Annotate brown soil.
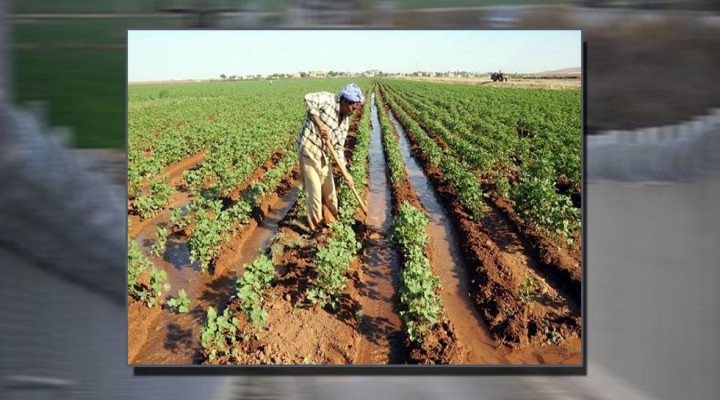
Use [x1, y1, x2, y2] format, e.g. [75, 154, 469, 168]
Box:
[210, 167, 298, 277]
[127, 297, 163, 363]
[378, 98, 469, 363]
[491, 194, 582, 304]
[143, 151, 206, 191]
[199, 101, 373, 365]
[382, 88, 581, 349]
[206, 201, 362, 365]
[128, 158, 298, 364]
[385, 87, 582, 305]
[128, 150, 205, 237]
[128, 147, 287, 239]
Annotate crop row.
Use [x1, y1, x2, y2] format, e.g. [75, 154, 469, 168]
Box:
[129, 79, 371, 217]
[381, 81, 581, 241]
[197, 86, 373, 363]
[375, 89, 444, 343]
[381, 79, 581, 188]
[200, 254, 276, 362]
[181, 146, 299, 273]
[380, 88, 489, 220]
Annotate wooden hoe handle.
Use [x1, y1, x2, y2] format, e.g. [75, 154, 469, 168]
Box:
[324, 138, 368, 215]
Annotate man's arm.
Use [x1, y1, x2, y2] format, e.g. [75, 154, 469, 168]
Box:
[304, 93, 330, 141]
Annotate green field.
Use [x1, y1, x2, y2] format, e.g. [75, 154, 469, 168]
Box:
[12, 17, 186, 149]
[10, 0, 564, 149]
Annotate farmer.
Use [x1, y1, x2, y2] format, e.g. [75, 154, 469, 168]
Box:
[296, 83, 364, 237]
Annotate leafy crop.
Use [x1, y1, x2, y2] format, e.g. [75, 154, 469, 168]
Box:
[134, 175, 173, 219]
[391, 202, 443, 343]
[200, 306, 240, 362]
[170, 207, 189, 230]
[167, 288, 191, 314]
[308, 216, 362, 310]
[381, 90, 487, 220]
[149, 226, 168, 257]
[184, 145, 297, 273]
[518, 274, 542, 306]
[512, 160, 580, 241]
[379, 79, 580, 237]
[235, 255, 276, 331]
[128, 236, 170, 308]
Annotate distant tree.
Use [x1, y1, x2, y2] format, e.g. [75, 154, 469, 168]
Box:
[220, 74, 227, 81]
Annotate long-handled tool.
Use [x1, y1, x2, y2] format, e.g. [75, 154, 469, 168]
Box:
[324, 137, 368, 215]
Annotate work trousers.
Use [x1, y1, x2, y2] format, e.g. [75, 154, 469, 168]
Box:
[299, 152, 338, 231]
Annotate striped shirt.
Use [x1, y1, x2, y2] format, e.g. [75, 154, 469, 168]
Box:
[296, 92, 349, 168]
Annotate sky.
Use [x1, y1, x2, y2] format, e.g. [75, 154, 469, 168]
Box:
[128, 30, 581, 82]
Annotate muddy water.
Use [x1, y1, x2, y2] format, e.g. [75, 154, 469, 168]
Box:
[132, 187, 299, 364]
[355, 95, 404, 364]
[386, 110, 507, 364]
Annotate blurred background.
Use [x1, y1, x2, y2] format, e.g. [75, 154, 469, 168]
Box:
[1, 0, 719, 399]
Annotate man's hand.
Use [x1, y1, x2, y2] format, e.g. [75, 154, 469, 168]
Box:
[310, 113, 330, 142]
[318, 124, 330, 142]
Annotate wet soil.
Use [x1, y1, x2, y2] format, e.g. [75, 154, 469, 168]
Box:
[353, 99, 405, 364]
[380, 99, 505, 364]
[195, 99, 374, 365]
[216, 202, 363, 365]
[128, 171, 299, 364]
[382, 89, 581, 354]
[367, 95, 464, 363]
[128, 147, 287, 239]
[385, 87, 582, 306]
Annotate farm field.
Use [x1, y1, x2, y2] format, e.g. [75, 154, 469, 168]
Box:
[127, 78, 582, 365]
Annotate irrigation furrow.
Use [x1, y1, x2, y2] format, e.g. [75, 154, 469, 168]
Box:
[354, 93, 404, 364]
[128, 152, 300, 363]
[380, 87, 581, 361]
[376, 94, 506, 364]
[385, 87, 581, 306]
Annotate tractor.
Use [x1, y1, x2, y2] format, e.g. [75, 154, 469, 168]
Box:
[490, 71, 508, 82]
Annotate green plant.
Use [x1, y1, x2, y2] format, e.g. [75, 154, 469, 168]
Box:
[269, 232, 287, 260]
[149, 226, 168, 257]
[167, 289, 191, 314]
[390, 202, 444, 343]
[200, 306, 240, 362]
[128, 235, 170, 308]
[512, 162, 580, 242]
[170, 207, 189, 230]
[134, 175, 173, 219]
[141, 267, 171, 308]
[235, 255, 276, 331]
[495, 173, 511, 199]
[545, 326, 563, 344]
[518, 274, 542, 306]
[187, 206, 226, 273]
[307, 223, 361, 310]
[128, 236, 152, 299]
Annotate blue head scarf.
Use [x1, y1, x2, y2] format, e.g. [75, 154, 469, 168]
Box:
[339, 83, 365, 103]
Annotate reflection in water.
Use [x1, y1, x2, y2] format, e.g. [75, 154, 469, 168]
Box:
[385, 105, 503, 364]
